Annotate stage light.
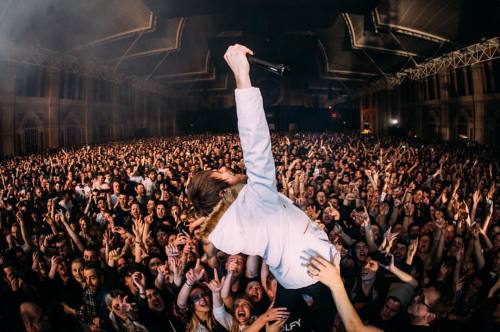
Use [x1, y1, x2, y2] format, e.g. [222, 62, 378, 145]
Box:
[389, 118, 399, 125]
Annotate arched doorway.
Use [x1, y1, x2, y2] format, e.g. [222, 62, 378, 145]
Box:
[63, 115, 82, 147]
[66, 125, 81, 146]
[452, 111, 470, 140]
[423, 110, 440, 140]
[24, 119, 39, 154]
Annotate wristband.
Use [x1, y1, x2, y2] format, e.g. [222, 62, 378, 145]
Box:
[185, 281, 193, 287]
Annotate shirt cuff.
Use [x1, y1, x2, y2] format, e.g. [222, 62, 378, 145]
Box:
[235, 87, 259, 93]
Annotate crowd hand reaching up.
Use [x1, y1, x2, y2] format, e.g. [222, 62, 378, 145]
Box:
[224, 44, 254, 89]
[165, 243, 180, 257]
[47, 255, 62, 279]
[156, 263, 171, 289]
[307, 254, 342, 289]
[132, 218, 145, 243]
[305, 205, 321, 221]
[168, 256, 184, 286]
[381, 226, 398, 252]
[406, 238, 419, 264]
[361, 206, 371, 227]
[185, 259, 206, 286]
[132, 272, 146, 297]
[107, 249, 121, 267]
[258, 305, 290, 332]
[472, 189, 481, 205]
[112, 295, 133, 318]
[204, 268, 224, 294]
[174, 233, 189, 247]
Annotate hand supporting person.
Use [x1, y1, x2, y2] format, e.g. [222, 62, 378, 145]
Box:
[307, 255, 382, 332]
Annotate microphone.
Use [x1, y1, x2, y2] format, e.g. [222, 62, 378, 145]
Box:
[247, 55, 290, 77]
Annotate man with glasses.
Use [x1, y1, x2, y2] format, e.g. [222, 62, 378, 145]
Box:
[405, 287, 441, 331]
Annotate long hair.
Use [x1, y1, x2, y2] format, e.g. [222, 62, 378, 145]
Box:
[187, 170, 231, 217]
[187, 313, 217, 332]
[186, 285, 217, 332]
[198, 183, 244, 238]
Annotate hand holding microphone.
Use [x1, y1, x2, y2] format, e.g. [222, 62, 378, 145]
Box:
[224, 44, 290, 88]
[247, 55, 289, 77]
[224, 44, 254, 89]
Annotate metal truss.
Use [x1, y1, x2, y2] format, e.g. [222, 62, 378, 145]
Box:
[0, 39, 167, 95]
[357, 36, 500, 96]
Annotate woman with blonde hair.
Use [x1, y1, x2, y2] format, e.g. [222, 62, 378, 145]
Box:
[175, 260, 224, 332]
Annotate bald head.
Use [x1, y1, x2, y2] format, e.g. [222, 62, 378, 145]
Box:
[20, 302, 50, 332]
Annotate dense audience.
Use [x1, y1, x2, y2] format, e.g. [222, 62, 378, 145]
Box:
[0, 133, 498, 332]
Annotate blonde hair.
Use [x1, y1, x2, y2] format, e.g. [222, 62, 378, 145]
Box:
[187, 312, 217, 332]
[199, 183, 244, 238]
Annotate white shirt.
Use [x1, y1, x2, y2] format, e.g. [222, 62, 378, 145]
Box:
[142, 178, 156, 196]
[209, 88, 336, 289]
[129, 175, 144, 184]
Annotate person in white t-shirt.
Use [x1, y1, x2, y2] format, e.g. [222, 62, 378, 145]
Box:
[142, 169, 156, 197]
[187, 44, 336, 331]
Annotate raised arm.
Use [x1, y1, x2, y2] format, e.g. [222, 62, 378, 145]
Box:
[308, 255, 382, 332]
[59, 212, 85, 252]
[225, 44, 278, 201]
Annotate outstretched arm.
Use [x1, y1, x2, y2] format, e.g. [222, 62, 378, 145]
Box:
[308, 255, 382, 332]
[225, 44, 278, 201]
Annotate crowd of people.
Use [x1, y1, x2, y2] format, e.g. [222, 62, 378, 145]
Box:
[0, 132, 499, 332]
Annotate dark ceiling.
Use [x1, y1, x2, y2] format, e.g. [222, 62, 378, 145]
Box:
[0, 0, 499, 99]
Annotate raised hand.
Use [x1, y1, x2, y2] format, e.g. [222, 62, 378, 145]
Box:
[224, 44, 254, 88]
[165, 243, 179, 257]
[434, 217, 446, 231]
[472, 190, 481, 205]
[440, 191, 448, 204]
[132, 272, 146, 293]
[267, 318, 287, 332]
[144, 214, 154, 225]
[192, 258, 205, 281]
[113, 295, 132, 317]
[108, 249, 121, 267]
[169, 256, 183, 278]
[260, 306, 290, 324]
[407, 238, 419, 258]
[174, 233, 188, 246]
[185, 259, 206, 285]
[204, 268, 224, 293]
[307, 253, 342, 288]
[132, 218, 145, 240]
[50, 255, 62, 269]
[362, 205, 371, 227]
[305, 205, 320, 221]
[157, 263, 169, 277]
